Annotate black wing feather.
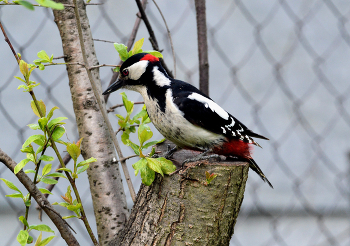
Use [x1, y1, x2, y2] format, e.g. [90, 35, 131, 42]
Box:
[170, 80, 268, 144]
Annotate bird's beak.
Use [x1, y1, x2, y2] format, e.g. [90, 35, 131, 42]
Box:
[102, 79, 124, 95]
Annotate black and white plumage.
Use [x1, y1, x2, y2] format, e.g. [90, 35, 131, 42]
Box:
[103, 53, 272, 188]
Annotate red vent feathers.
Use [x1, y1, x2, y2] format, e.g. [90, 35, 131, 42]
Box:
[140, 54, 159, 63]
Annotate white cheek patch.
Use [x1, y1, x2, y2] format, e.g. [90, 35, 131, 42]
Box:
[127, 60, 149, 80]
[153, 66, 171, 87]
[188, 93, 229, 120]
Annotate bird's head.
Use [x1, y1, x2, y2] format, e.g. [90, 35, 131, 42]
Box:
[102, 53, 170, 95]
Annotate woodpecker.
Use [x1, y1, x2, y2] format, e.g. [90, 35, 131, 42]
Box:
[103, 53, 272, 188]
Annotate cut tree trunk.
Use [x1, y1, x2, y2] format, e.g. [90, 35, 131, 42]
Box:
[109, 142, 249, 246]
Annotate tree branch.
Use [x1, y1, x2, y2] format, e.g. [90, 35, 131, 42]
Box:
[135, 0, 174, 78]
[0, 148, 80, 246]
[103, 0, 148, 103]
[195, 0, 209, 95]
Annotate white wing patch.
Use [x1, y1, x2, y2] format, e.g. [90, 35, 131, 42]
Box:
[188, 93, 229, 120]
[153, 66, 171, 87]
[127, 60, 149, 80]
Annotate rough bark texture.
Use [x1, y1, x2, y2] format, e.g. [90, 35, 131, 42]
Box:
[195, 0, 209, 96]
[109, 142, 249, 246]
[53, 1, 128, 245]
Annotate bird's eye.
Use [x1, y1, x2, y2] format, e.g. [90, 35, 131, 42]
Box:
[122, 69, 129, 76]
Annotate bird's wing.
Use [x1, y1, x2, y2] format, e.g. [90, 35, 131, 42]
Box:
[172, 91, 268, 145]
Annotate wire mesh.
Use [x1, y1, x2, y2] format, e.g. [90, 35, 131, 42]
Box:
[0, 0, 349, 245]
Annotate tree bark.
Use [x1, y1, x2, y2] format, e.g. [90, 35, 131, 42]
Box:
[109, 142, 249, 246]
[53, 1, 128, 245]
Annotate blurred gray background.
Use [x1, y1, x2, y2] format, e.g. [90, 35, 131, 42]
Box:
[1, 0, 350, 245]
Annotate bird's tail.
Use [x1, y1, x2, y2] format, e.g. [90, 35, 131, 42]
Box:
[247, 158, 273, 188]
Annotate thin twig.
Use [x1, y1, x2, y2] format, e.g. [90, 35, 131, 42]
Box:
[89, 64, 118, 69]
[0, 148, 79, 245]
[72, 0, 136, 207]
[134, 0, 174, 78]
[0, 3, 102, 7]
[1, 19, 95, 246]
[0, 22, 20, 63]
[93, 38, 115, 43]
[107, 101, 144, 113]
[152, 0, 176, 78]
[194, 0, 209, 95]
[52, 55, 67, 60]
[103, 0, 148, 103]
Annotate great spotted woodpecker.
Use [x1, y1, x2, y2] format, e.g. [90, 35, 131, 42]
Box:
[103, 53, 272, 188]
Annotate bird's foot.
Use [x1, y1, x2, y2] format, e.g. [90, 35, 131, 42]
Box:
[152, 145, 178, 159]
[181, 150, 221, 168]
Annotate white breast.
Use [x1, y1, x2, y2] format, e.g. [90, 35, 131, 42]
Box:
[132, 86, 225, 149]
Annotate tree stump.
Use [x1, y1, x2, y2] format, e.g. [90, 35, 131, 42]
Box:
[110, 142, 249, 246]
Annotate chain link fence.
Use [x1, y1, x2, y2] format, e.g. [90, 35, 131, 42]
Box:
[1, 0, 349, 245]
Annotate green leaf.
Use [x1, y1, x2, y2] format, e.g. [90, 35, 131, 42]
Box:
[14, 76, 26, 83]
[121, 131, 129, 145]
[27, 124, 40, 130]
[52, 202, 69, 208]
[140, 164, 155, 186]
[132, 158, 147, 176]
[25, 199, 31, 207]
[21, 146, 34, 154]
[24, 169, 36, 174]
[35, 0, 64, 9]
[146, 157, 163, 176]
[22, 135, 45, 148]
[51, 126, 65, 141]
[149, 146, 156, 157]
[17, 0, 34, 10]
[19, 216, 29, 228]
[39, 64, 45, 70]
[17, 230, 29, 246]
[38, 117, 48, 131]
[41, 178, 58, 185]
[66, 203, 81, 212]
[142, 139, 165, 150]
[126, 140, 140, 155]
[132, 38, 144, 55]
[113, 67, 120, 73]
[138, 124, 153, 146]
[38, 188, 53, 195]
[6, 193, 24, 199]
[205, 171, 218, 185]
[42, 163, 52, 176]
[114, 43, 129, 61]
[143, 50, 163, 59]
[14, 158, 31, 174]
[56, 168, 72, 173]
[39, 155, 54, 162]
[37, 235, 55, 246]
[46, 172, 67, 179]
[29, 224, 54, 233]
[47, 106, 59, 121]
[121, 92, 134, 113]
[62, 215, 76, 220]
[19, 60, 29, 78]
[35, 232, 42, 246]
[77, 157, 97, 167]
[76, 164, 89, 175]
[47, 117, 67, 129]
[17, 84, 29, 92]
[66, 143, 80, 161]
[37, 50, 50, 61]
[157, 157, 176, 175]
[132, 108, 147, 121]
[31, 100, 46, 117]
